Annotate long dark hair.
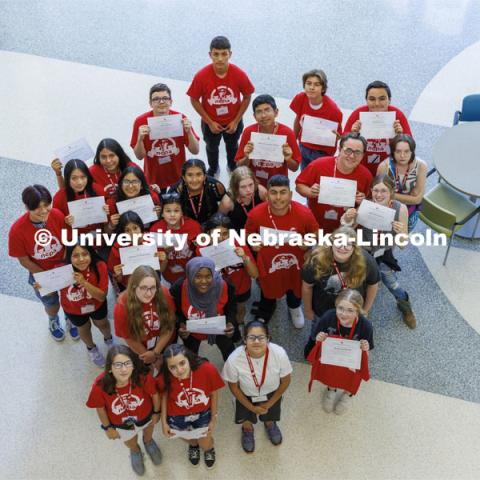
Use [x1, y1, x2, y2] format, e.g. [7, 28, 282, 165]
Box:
[64, 159, 96, 202]
[161, 344, 206, 393]
[116, 166, 151, 202]
[99, 345, 148, 395]
[115, 210, 146, 236]
[65, 243, 102, 280]
[93, 138, 131, 171]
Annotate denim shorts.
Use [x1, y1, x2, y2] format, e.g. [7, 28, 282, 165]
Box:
[167, 409, 211, 430]
[28, 273, 59, 308]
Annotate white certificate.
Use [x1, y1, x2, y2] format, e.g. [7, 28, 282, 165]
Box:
[67, 196, 107, 228]
[320, 337, 362, 370]
[301, 115, 338, 147]
[34, 264, 75, 296]
[356, 199, 395, 231]
[148, 114, 183, 140]
[119, 244, 160, 275]
[359, 111, 396, 139]
[54, 138, 94, 163]
[186, 316, 226, 335]
[259, 226, 299, 242]
[116, 195, 157, 224]
[318, 176, 357, 207]
[199, 240, 241, 270]
[170, 427, 209, 440]
[249, 132, 287, 164]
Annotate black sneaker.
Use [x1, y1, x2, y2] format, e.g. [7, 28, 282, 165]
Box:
[188, 444, 200, 467]
[204, 448, 216, 469]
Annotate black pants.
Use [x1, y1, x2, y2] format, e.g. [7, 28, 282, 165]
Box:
[253, 290, 301, 323]
[201, 119, 244, 172]
[182, 334, 235, 361]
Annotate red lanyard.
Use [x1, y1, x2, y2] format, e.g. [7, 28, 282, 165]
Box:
[333, 159, 338, 178]
[144, 303, 157, 334]
[179, 371, 194, 409]
[75, 191, 88, 199]
[336, 316, 357, 340]
[104, 168, 119, 188]
[245, 347, 269, 393]
[188, 187, 204, 219]
[333, 261, 347, 289]
[394, 164, 410, 193]
[115, 381, 132, 412]
[239, 194, 255, 217]
[257, 123, 278, 135]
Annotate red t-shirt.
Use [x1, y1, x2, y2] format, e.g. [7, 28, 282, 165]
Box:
[289, 93, 343, 155]
[86, 373, 157, 425]
[89, 161, 139, 199]
[9, 209, 66, 271]
[60, 261, 109, 315]
[343, 105, 412, 176]
[53, 184, 106, 234]
[114, 288, 175, 348]
[130, 110, 199, 189]
[156, 361, 224, 416]
[149, 218, 201, 284]
[245, 201, 319, 299]
[234, 123, 301, 187]
[187, 63, 255, 124]
[295, 155, 373, 233]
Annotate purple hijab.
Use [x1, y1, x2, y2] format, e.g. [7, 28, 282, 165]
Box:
[186, 257, 223, 317]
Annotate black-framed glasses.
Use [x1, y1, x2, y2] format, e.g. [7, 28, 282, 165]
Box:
[151, 96, 171, 103]
[112, 361, 134, 369]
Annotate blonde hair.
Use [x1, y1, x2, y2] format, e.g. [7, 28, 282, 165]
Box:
[125, 266, 175, 342]
[335, 288, 365, 315]
[305, 226, 366, 288]
[229, 166, 259, 200]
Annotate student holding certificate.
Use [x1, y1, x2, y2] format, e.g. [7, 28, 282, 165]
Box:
[86, 345, 162, 476]
[376, 134, 427, 231]
[9, 185, 71, 341]
[169, 257, 239, 361]
[341, 175, 416, 329]
[131, 83, 200, 192]
[306, 289, 373, 415]
[343, 81, 412, 176]
[157, 344, 224, 469]
[222, 320, 292, 453]
[290, 69, 343, 170]
[114, 266, 177, 368]
[235, 95, 301, 187]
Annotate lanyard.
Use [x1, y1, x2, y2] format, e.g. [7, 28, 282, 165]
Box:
[179, 371, 194, 409]
[143, 303, 157, 334]
[257, 123, 278, 135]
[239, 194, 255, 217]
[104, 168, 119, 188]
[245, 347, 269, 394]
[394, 164, 410, 193]
[336, 316, 358, 340]
[188, 187, 204, 219]
[332, 261, 347, 289]
[115, 381, 132, 412]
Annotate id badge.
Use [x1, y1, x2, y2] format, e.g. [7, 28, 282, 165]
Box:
[170, 264, 184, 274]
[81, 304, 95, 314]
[185, 413, 200, 422]
[256, 170, 269, 180]
[324, 209, 338, 220]
[146, 337, 157, 349]
[216, 106, 228, 116]
[158, 155, 172, 165]
[251, 395, 268, 403]
[373, 248, 386, 258]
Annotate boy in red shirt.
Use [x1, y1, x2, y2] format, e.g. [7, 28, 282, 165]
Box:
[290, 69, 343, 170]
[235, 95, 301, 188]
[187, 36, 254, 175]
[343, 80, 412, 176]
[131, 83, 200, 192]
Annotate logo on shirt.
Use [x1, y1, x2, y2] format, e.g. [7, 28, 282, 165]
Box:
[168, 243, 191, 260]
[269, 253, 299, 273]
[111, 394, 145, 415]
[252, 159, 281, 169]
[148, 138, 180, 159]
[187, 306, 205, 320]
[32, 236, 63, 260]
[207, 86, 238, 106]
[144, 311, 160, 333]
[367, 139, 389, 154]
[175, 387, 209, 409]
[66, 284, 93, 302]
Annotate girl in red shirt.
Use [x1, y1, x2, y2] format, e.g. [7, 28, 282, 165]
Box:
[158, 343, 224, 469]
[86, 345, 162, 476]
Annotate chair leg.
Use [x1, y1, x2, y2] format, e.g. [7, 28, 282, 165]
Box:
[443, 234, 454, 266]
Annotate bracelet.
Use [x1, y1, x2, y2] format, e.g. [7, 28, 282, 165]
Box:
[152, 410, 161, 415]
[100, 424, 114, 431]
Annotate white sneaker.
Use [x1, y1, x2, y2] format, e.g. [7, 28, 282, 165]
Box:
[322, 388, 336, 413]
[335, 391, 352, 415]
[289, 307, 305, 329]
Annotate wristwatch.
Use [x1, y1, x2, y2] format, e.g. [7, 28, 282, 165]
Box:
[100, 424, 114, 431]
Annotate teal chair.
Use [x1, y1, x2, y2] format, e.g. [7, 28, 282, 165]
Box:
[419, 183, 480, 265]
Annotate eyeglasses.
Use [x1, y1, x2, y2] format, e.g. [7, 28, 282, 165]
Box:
[336, 306, 357, 315]
[151, 96, 171, 103]
[246, 335, 268, 342]
[137, 285, 157, 293]
[343, 148, 364, 158]
[122, 180, 141, 187]
[333, 243, 355, 251]
[112, 361, 134, 369]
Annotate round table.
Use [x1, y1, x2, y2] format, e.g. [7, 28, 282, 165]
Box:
[433, 122, 480, 237]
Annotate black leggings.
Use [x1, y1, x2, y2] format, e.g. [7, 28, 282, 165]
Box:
[182, 334, 235, 361]
[252, 290, 301, 323]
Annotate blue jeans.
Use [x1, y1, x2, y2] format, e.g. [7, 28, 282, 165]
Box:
[299, 144, 328, 171]
[28, 273, 60, 308]
[379, 262, 408, 301]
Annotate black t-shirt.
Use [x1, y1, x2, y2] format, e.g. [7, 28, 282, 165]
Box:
[228, 190, 263, 232]
[312, 309, 374, 349]
[302, 249, 380, 317]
